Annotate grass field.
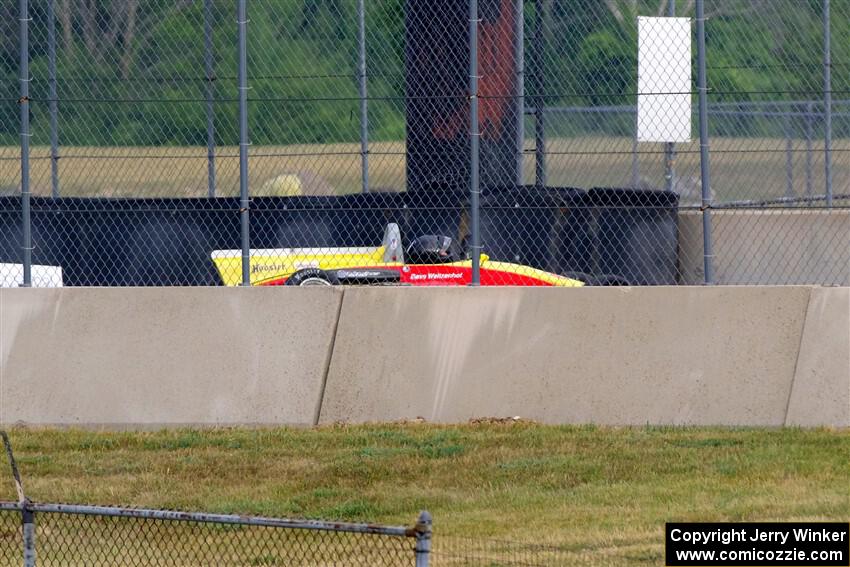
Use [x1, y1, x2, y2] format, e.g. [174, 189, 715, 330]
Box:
[0, 424, 847, 565]
[1, 137, 847, 202]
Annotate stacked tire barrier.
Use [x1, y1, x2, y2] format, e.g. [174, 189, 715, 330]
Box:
[0, 187, 680, 286]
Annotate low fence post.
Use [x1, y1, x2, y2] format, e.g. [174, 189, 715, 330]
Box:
[414, 511, 432, 567]
[2, 432, 34, 566]
[22, 504, 35, 567]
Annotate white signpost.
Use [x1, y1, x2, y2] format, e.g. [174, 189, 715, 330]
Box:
[637, 16, 692, 143]
[0, 264, 63, 287]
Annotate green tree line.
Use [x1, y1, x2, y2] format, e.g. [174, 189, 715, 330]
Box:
[0, 0, 847, 147]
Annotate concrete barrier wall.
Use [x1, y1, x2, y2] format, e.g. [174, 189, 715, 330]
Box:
[1, 286, 847, 428]
[0, 287, 342, 427]
[786, 287, 850, 427]
[320, 287, 818, 426]
[679, 210, 850, 285]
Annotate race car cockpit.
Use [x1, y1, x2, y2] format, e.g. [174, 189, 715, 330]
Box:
[405, 235, 463, 264]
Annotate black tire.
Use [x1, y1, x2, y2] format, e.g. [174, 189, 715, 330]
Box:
[284, 268, 335, 286]
[591, 274, 632, 286]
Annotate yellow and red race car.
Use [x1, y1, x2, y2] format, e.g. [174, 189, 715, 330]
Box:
[212, 224, 591, 287]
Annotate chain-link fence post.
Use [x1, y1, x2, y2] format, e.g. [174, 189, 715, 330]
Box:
[784, 109, 793, 198]
[237, 0, 250, 286]
[514, 0, 524, 187]
[47, 0, 60, 199]
[22, 504, 35, 567]
[5, 431, 35, 567]
[805, 101, 814, 198]
[357, 0, 369, 194]
[823, 0, 832, 207]
[469, 0, 481, 286]
[531, 0, 546, 188]
[631, 130, 639, 187]
[696, 0, 714, 284]
[414, 511, 432, 567]
[204, 0, 216, 199]
[663, 0, 676, 193]
[19, 0, 32, 287]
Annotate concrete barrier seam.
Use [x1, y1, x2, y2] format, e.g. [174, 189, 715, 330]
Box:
[783, 287, 813, 426]
[785, 287, 850, 427]
[313, 289, 345, 426]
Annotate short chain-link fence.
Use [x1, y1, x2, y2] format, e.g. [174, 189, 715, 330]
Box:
[0, 502, 428, 567]
[1, 0, 847, 288]
[0, 432, 572, 567]
[0, 503, 573, 566]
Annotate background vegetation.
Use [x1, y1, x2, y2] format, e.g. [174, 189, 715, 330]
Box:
[1, 0, 848, 147]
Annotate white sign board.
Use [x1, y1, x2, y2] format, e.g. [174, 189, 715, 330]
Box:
[637, 16, 692, 143]
[0, 264, 63, 287]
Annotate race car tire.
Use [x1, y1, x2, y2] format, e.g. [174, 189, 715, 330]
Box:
[592, 274, 632, 286]
[285, 268, 335, 286]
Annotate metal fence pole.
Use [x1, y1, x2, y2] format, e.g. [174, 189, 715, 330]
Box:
[630, 134, 639, 187]
[532, 0, 546, 188]
[514, 0, 524, 187]
[469, 0, 481, 286]
[47, 0, 59, 199]
[4, 430, 34, 567]
[823, 0, 832, 207]
[414, 511, 432, 567]
[19, 0, 32, 287]
[663, 0, 675, 192]
[696, 0, 714, 284]
[22, 505, 35, 567]
[357, 0, 369, 194]
[237, 0, 250, 286]
[663, 143, 676, 192]
[204, 0, 216, 198]
[805, 101, 814, 198]
[784, 110, 794, 198]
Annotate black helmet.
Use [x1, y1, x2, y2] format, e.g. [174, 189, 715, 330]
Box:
[406, 235, 460, 264]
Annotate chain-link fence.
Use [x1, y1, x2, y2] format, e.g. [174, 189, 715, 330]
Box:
[1, 0, 847, 288]
[0, 502, 427, 566]
[0, 432, 572, 567]
[0, 503, 573, 566]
